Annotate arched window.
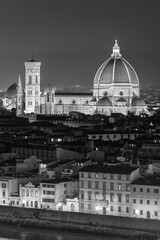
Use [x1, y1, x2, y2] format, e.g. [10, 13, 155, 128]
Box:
[21, 190, 25, 197]
[35, 190, 38, 197]
[26, 190, 29, 197]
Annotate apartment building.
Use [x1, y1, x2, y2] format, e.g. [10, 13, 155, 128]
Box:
[79, 164, 139, 216]
[131, 177, 160, 219]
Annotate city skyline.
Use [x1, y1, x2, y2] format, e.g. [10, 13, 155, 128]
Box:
[0, 0, 160, 90]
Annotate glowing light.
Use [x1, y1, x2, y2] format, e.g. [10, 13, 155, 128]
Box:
[135, 209, 139, 215]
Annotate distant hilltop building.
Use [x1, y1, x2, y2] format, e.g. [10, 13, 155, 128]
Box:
[2, 39, 149, 116]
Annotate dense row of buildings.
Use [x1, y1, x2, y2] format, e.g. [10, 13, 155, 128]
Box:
[0, 109, 160, 219]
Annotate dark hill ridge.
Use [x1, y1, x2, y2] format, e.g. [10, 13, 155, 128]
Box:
[0, 50, 160, 90]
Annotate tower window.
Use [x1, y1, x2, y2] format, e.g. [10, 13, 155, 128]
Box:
[52, 93, 54, 102]
[29, 76, 32, 84]
[47, 93, 49, 102]
[119, 91, 123, 96]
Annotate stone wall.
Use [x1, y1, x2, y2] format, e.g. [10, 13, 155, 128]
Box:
[0, 206, 160, 233]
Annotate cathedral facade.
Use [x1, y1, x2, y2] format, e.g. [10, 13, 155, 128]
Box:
[2, 40, 149, 116]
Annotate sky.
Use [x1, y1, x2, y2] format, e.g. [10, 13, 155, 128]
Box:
[0, 0, 160, 90]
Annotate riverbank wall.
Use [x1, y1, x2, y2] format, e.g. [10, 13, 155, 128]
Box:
[0, 206, 159, 239]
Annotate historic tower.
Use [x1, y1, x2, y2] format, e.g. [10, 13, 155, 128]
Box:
[16, 74, 23, 116]
[25, 56, 41, 114]
[44, 85, 56, 114]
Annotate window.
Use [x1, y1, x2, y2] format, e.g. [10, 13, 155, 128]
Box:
[118, 194, 122, 202]
[147, 188, 150, 193]
[155, 211, 158, 217]
[88, 203, 91, 210]
[88, 181, 91, 189]
[81, 203, 84, 210]
[26, 190, 29, 197]
[81, 191, 84, 199]
[95, 173, 99, 179]
[133, 199, 136, 204]
[147, 200, 150, 205]
[29, 76, 32, 84]
[140, 210, 143, 215]
[118, 175, 121, 180]
[64, 183, 67, 187]
[2, 183, 6, 188]
[153, 189, 159, 194]
[102, 182, 106, 190]
[140, 199, 143, 204]
[126, 184, 129, 191]
[22, 190, 25, 197]
[126, 207, 129, 213]
[95, 181, 99, 189]
[35, 191, 38, 197]
[72, 100, 75, 104]
[110, 206, 113, 212]
[133, 187, 136, 192]
[110, 193, 114, 202]
[140, 188, 143, 192]
[118, 206, 121, 212]
[103, 174, 106, 179]
[126, 195, 130, 203]
[31, 201, 33, 207]
[52, 93, 54, 102]
[81, 172, 84, 178]
[2, 191, 5, 198]
[35, 76, 38, 83]
[110, 183, 114, 190]
[95, 192, 99, 200]
[31, 190, 34, 197]
[118, 183, 122, 191]
[126, 175, 129, 181]
[155, 201, 158, 205]
[110, 174, 114, 180]
[47, 93, 49, 102]
[81, 181, 84, 188]
[88, 192, 92, 200]
[88, 173, 91, 178]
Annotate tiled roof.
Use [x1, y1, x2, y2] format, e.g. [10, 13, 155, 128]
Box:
[79, 164, 138, 174]
[131, 177, 160, 186]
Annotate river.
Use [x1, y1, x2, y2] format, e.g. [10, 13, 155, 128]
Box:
[0, 224, 123, 240]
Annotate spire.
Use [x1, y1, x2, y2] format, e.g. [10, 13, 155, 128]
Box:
[111, 38, 122, 58]
[17, 73, 22, 92]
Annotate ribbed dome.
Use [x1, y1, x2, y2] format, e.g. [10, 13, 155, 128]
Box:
[97, 96, 112, 106]
[4, 83, 17, 98]
[132, 97, 146, 107]
[94, 40, 139, 86]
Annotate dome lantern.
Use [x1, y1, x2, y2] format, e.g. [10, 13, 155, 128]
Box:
[111, 38, 122, 58]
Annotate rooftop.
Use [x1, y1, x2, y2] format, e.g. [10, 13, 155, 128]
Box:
[79, 164, 138, 174]
[131, 177, 160, 186]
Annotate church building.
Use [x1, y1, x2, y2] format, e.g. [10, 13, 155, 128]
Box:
[2, 40, 149, 116]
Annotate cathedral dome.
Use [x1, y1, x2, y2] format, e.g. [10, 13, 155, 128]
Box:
[4, 83, 17, 99]
[97, 96, 112, 106]
[94, 40, 139, 86]
[132, 97, 146, 107]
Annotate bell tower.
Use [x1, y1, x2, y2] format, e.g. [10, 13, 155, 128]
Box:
[25, 54, 41, 114]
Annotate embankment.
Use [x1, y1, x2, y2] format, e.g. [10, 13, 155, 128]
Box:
[0, 206, 159, 240]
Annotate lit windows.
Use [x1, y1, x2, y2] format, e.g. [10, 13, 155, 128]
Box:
[118, 183, 122, 191]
